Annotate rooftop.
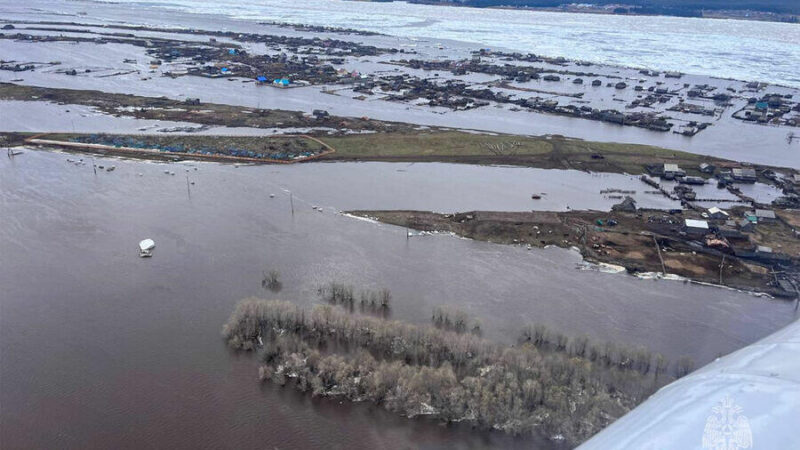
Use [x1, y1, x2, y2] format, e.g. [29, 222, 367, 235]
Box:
[685, 219, 709, 229]
[755, 209, 776, 219]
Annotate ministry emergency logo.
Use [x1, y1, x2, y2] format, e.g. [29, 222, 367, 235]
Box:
[702, 395, 753, 450]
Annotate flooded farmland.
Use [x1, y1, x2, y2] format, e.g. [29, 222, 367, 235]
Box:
[1, 150, 796, 448]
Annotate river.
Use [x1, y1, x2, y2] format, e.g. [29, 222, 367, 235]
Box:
[1, 150, 797, 448]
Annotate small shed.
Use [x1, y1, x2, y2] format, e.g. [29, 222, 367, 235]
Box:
[738, 218, 756, 232]
[755, 209, 776, 222]
[684, 219, 709, 236]
[699, 163, 715, 174]
[707, 207, 729, 220]
[663, 163, 685, 180]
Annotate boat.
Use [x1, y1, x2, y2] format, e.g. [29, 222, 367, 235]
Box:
[138, 239, 155, 257]
[531, 194, 542, 200]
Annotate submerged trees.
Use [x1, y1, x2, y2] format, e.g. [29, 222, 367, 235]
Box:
[317, 282, 391, 317]
[262, 270, 282, 292]
[222, 298, 673, 445]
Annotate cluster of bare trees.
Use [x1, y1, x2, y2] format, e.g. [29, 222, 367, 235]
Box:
[518, 324, 692, 380]
[431, 306, 482, 336]
[262, 270, 282, 292]
[317, 282, 391, 317]
[223, 299, 674, 444]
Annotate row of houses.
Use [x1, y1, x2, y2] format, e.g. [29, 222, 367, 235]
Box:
[684, 208, 776, 235]
[682, 207, 785, 264]
[660, 163, 757, 183]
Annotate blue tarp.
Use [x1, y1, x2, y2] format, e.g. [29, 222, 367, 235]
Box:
[256, 76, 267, 82]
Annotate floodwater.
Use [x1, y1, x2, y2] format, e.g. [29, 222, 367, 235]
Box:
[2, 2, 799, 167]
[1, 150, 797, 448]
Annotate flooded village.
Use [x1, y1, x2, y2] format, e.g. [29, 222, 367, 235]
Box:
[2, 1, 800, 449]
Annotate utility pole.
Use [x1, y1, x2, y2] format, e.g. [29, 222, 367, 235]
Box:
[290, 192, 294, 216]
[186, 174, 191, 197]
[92, 157, 97, 175]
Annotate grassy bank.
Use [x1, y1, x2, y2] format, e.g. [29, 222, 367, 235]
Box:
[8, 129, 747, 177]
[322, 131, 727, 174]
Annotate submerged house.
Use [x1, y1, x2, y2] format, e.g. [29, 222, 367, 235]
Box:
[273, 78, 290, 87]
[256, 76, 268, 84]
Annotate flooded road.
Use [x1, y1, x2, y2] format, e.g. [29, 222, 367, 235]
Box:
[1, 150, 797, 448]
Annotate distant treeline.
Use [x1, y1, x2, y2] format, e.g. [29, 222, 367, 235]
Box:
[223, 298, 690, 444]
[404, 0, 800, 16]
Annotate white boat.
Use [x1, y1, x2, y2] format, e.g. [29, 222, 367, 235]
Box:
[138, 239, 155, 257]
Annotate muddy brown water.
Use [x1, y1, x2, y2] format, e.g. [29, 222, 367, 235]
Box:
[1, 150, 797, 449]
